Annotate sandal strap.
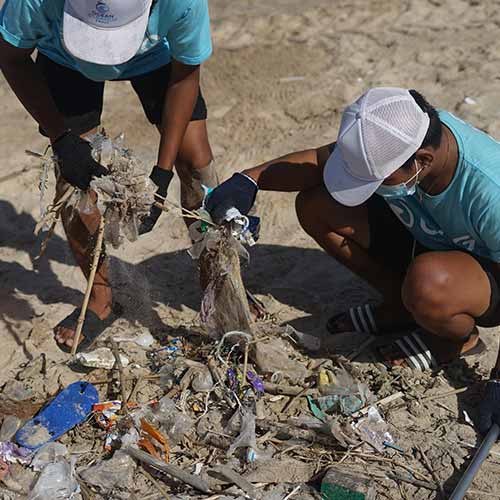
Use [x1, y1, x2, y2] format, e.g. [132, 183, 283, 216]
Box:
[349, 304, 378, 335]
[395, 331, 438, 371]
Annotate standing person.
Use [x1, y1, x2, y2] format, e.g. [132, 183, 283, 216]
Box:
[206, 87, 500, 436]
[0, 0, 218, 351]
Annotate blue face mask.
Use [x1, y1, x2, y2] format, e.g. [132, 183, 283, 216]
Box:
[376, 160, 423, 199]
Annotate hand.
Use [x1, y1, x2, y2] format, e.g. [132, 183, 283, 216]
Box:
[52, 132, 108, 190]
[205, 173, 258, 224]
[478, 379, 500, 435]
[139, 166, 174, 235]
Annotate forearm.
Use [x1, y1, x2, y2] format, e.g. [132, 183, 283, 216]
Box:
[0, 47, 65, 140]
[242, 145, 331, 192]
[157, 62, 200, 170]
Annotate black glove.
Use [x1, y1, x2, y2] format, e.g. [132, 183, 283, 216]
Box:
[139, 166, 174, 235]
[52, 131, 108, 190]
[205, 173, 258, 224]
[478, 379, 500, 436]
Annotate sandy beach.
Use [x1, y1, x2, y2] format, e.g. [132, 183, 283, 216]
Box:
[2, 0, 500, 497]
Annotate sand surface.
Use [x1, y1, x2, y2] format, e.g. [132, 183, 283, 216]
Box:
[2, 0, 500, 497]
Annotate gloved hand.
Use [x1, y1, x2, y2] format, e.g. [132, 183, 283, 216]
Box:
[139, 166, 174, 235]
[478, 379, 500, 435]
[205, 172, 258, 224]
[52, 131, 108, 190]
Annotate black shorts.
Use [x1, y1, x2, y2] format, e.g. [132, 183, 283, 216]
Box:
[36, 53, 208, 137]
[367, 193, 500, 327]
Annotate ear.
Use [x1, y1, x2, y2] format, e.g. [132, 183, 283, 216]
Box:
[415, 149, 434, 169]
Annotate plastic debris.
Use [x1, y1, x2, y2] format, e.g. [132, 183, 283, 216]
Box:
[31, 443, 68, 472]
[191, 366, 214, 393]
[80, 451, 136, 491]
[28, 459, 79, 500]
[253, 337, 308, 384]
[75, 347, 130, 370]
[16, 381, 99, 450]
[321, 467, 375, 500]
[355, 406, 394, 452]
[0, 442, 32, 465]
[0, 415, 22, 441]
[113, 331, 155, 348]
[87, 132, 155, 248]
[227, 408, 257, 457]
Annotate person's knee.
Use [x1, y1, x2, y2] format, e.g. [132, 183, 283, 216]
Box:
[176, 150, 213, 173]
[296, 189, 320, 234]
[402, 253, 453, 321]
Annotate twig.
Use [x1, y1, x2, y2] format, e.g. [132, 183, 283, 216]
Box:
[242, 341, 249, 388]
[417, 444, 445, 498]
[283, 485, 301, 500]
[71, 214, 105, 356]
[351, 391, 404, 418]
[111, 340, 129, 415]
[127, 376, 143, 404]
[282, 385, 311, 414]
[89, 374, 160, 385]
[386, 472, 437, 491]
[0, 166, 31, 184]
[214, 465, 258, 499]
[141, 467, 171, 499]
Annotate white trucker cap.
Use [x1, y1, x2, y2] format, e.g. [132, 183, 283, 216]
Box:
[62, 0, 153, 65]
[323, 87, 430, 207]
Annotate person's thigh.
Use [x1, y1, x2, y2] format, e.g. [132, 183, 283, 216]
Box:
[403, 250, 492, 320]
[36, 53, 104, 136]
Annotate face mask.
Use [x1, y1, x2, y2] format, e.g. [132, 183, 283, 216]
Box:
[376, 160, 423, 199]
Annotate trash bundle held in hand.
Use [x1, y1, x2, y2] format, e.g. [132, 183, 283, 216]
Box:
[87, 133, 155, 248]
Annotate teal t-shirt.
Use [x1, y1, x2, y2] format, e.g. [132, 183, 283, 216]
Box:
[0, 0, 212, 81]
[385, 110, 500, 263]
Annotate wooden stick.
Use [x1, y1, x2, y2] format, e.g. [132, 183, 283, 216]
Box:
[110, 340, 129, 415]
[141, 467, 171, 499]
[417, 444, 445, 498]
[126, 447, 211, 493]
[242, 341, 249, 388]
[351, 391, 404, 418]
[214, 465, 258, 499]
[71, 214, 106, 356]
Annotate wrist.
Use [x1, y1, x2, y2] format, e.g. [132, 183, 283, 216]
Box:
[241, 170, 259, 188]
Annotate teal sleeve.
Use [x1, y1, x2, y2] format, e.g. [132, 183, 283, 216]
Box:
[0, 0, 49, 49]
[166, 0, 212, 65]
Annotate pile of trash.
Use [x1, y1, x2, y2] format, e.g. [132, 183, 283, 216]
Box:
[0, 320, 420, 500]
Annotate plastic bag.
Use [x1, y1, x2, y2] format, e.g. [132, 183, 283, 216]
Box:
[227, 408, 257, 457]
[355, 406, 394, 452]
[28, 459, 79, 500]
[191, 366, 214, 393]
[31, 443, 68, 472]
[80, 451, 135, 491]
[0, 416, 21, 442]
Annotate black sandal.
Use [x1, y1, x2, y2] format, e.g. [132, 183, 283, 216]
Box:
[327, 303, 416, 336]
[54, 304, 122, 353]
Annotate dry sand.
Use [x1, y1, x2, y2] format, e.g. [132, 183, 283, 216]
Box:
[1, 0, 500, 497]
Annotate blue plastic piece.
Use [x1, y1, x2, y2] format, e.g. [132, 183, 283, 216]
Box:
[16, 381, 99, 450]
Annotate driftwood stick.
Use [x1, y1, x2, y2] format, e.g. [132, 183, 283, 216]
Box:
[110, 340, 129, 415]
[71, 214, 106, 356]
[126, 446, 211, 494]
[214, 465, 258, 499]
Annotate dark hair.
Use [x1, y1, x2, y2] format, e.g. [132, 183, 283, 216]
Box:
[401, 90, 442, 168]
